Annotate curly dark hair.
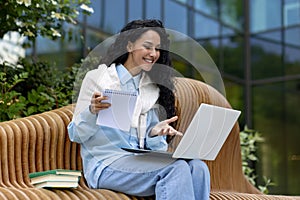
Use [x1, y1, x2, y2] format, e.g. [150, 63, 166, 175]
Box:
[101, 19, 177, 131]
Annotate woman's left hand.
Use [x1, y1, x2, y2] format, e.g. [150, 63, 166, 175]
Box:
[150, 116, 183, 137]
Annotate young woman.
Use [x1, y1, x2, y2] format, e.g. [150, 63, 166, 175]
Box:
[68, 19, 210, 200]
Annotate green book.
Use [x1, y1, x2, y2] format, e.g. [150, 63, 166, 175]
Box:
[29, 169, 82, 179]
[30, 174, 80, 185]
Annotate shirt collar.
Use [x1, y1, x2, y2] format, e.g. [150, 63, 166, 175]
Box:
[116, 64, 141, 88]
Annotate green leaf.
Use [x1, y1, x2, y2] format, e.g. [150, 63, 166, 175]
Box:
[27, 106, 37, 115]
[240, 125, 273, 194]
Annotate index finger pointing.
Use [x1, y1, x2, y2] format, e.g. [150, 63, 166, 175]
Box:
[163, 116, 179, 124]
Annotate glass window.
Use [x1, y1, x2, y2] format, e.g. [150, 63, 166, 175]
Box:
[103, 0, 126, 34]
[253, 83, 286, 195]
[200, 38, 219, 66]
[284, 0, 300, 26]
[285, 27, 300, 46]
[222, 26, 237, 36]
[253, 31, 282, 44]
[285, 80, 300, 195]
[220, 0, 243, 30]
[86, 0, 102, 28]
[172, 53, 201, 80]
[251, 37, 283, 80]
[128, 0, 143, 22]
[174, 0, 187, 4]
[35, 36, 82, 69]
[222, 36, 244, 78]
[285, 46, 300, 75]
[36, 36, 60, 55]
[194, 14, 219, 39]
[223, 80, 245, 123]
[254, 81, 300, 195]
[146, 0, 161, 19]
[63, 25, 83, 52]
[250, 0, 281, 32]
[165, 0, 187, 35]
[85, 29, 108, 51]
[194, 0, 218, 18]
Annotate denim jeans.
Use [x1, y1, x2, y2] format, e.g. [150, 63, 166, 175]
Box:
[97, 158, 210, 200]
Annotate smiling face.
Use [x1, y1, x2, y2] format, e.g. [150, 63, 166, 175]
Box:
[124, 30, 161, 76]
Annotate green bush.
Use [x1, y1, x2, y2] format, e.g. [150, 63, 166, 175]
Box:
[0, 64, 28, 121]
[0, 0, 93, 122]
[0, 59, 79, 121]
[240, 126, 275, 194]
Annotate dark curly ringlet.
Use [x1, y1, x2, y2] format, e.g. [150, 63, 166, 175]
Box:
[101, 19, 177, 140]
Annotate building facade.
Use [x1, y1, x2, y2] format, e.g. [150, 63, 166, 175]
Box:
[33, 0, 300, 195]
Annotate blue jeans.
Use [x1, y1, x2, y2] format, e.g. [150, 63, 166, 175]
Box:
[97, 159, 210, 200]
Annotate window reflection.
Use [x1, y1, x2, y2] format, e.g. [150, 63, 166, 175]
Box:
[284, 0, 300, 26]
[86, 0, 102, 28]
[129, 0, 143, 22]
[222, 37, 244, 77]
[194, 0, 218, 18]
[194, 14, 219, 39]
[251, 37, 283, 80]
[220, 0, 243, 30]
[254, 31, 282, 44]
[165, 0, 187, 34]
[285, 47, 300, 74]
[285, 27, 300, 46]
[146, 0, 161, 19]
[250, 0, 281, 32]
[285, 80, 300, 195]
[253, 83, 286, 194]
[103, 0, 125, 34]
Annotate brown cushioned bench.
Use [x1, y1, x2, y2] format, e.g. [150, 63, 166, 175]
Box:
[0, 77, 299, 199]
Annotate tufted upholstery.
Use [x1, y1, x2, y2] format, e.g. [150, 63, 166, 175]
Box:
[0, 77, 299, 199]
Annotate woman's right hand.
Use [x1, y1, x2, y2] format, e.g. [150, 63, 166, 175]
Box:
[89, 92, 111, 114]
[150, 116, 183, 137]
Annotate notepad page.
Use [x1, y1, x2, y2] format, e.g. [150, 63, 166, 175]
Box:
[96, 89, 138, 131]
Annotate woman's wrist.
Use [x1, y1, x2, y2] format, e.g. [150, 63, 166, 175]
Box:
[89, 104, 97, 114]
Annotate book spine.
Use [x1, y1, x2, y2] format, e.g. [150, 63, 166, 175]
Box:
[29, 170, 57, 178]
[29, 169, 81, 178]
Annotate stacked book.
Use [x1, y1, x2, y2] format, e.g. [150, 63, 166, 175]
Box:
[29, 169, 82, 188]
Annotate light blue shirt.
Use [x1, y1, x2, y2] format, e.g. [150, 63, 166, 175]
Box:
[67, 64, 168, 188]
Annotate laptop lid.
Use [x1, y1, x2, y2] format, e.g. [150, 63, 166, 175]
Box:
[172, 103, 241, 160]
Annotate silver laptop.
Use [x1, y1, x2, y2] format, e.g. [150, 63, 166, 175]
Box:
[122, 103, 241, 161]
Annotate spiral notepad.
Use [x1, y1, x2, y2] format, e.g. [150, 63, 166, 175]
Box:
[96, 89, 138, 131]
